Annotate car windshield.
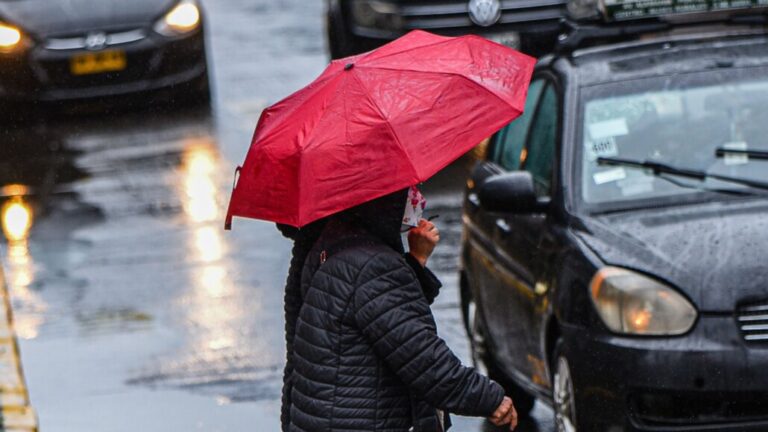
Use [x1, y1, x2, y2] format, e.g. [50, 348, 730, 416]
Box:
[579, 67, 768, 208]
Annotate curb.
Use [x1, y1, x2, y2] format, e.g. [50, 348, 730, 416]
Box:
[0, 263, 38, 431]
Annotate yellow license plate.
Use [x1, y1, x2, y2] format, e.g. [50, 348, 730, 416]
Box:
[70, 50, 127, 76]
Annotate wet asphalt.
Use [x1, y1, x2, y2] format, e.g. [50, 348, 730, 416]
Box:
[0, 0, 554, 430]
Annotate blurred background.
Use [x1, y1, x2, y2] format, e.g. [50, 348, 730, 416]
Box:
[0, 1, 554, 430]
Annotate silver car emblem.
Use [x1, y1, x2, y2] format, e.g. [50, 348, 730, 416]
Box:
[85, 32, 108, 50]
[468, 0, 502, 27]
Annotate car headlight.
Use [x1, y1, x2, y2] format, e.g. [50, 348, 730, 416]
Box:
[0, 23, 22, 52]
[350, 0, 402, 31]
[589, 267, 697, 335]
[155, 1, 201, 37]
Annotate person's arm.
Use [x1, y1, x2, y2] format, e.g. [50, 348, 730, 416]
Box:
[353, 252, 504, 417]
[404, 253, 442, 304]
[406, 218, 442, 303]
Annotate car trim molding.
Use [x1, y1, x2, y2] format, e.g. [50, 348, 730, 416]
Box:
[45, 29, 147, 51]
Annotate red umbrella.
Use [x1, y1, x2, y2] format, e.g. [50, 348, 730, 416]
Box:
[226, 30, 535, 228]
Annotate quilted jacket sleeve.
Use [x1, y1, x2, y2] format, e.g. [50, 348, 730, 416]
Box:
[353, 251, 505, 417]
[404, 253, 442, 304]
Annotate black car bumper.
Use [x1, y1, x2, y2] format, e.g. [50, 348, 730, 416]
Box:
[562, 316, 768, 431]
[0, 28, 207, 102]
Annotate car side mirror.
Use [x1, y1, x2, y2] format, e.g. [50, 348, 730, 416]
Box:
[478, 171, 543, 213]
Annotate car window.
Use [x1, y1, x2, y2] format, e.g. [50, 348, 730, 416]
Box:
[490, 80, 545, 171]
[581, 70, 768, 207]
[522, 83, 558, 196]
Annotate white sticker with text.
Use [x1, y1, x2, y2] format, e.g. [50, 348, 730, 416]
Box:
[586, 137, 619, 161]
[593, 167, 627, 185]
[619, 177, 654, 196]
[589, 118, 629, 140]
[723, 141, 748, 166]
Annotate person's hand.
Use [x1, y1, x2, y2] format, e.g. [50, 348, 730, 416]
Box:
[407, 218, 439, 267]
[489, 396, 518, 430]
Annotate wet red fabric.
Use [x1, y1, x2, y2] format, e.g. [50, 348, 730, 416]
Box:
[226, 30, 535, 228]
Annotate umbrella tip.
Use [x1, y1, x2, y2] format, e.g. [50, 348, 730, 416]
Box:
[344, 63, 354, 71]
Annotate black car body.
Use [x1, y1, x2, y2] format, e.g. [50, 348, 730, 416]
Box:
[325, 0, 568, 59]
[0, 0, 209, 104]
[461, 15, 768, 432]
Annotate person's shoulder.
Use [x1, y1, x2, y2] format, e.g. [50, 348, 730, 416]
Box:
[333, 243, 402, 271]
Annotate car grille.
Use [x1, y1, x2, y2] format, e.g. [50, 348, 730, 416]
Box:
[737, 302, 768, 343]
[399, 0, 567, 31]
[631, 391, 768, 426]
[44, 29, 147, 51]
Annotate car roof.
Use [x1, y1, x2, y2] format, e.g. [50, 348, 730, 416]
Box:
[556, 29, 768, 87]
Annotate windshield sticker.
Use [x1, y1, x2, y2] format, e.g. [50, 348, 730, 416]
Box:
[649, 93, 683, 117]
[586, 137, 619, 161]
[723, 141, 749, 166]
[618, 177, 654, 196]
[589, 118, 629, 140]
[593, 167, 627, 185]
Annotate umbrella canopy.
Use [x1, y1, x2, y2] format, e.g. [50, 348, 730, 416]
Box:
[226, 30, 535, 228]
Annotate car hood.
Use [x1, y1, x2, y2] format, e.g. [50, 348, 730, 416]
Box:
[574, 200, 768, 312]
[0, 0, 178, 37]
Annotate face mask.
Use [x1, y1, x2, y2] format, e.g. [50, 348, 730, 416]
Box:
[402, 185, 426, 228]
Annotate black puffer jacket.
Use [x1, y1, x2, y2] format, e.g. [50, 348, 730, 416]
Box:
[286, 191, 504, 431]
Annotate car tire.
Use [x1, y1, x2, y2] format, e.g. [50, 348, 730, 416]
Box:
[463, 285, 536, 417]
[552, 340, 579, 432]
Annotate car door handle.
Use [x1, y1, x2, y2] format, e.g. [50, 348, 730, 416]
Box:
[495, 218, 511, 235]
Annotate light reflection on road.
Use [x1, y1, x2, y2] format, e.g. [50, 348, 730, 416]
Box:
[1, 193, 45, 341]
[179, 141, 245, 357]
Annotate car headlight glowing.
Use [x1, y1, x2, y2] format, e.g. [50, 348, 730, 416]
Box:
[0, 23, 22, 49]
[155, 1, 201, 36]
[590, 267, 697, 335]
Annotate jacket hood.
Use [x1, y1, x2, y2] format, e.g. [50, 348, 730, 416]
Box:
[334, 189, 409, 254]
[0, 0, 177, 37]
[575, 200, 768, 312]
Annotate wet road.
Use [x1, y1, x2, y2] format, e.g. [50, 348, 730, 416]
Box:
[0, 1, 554, 431]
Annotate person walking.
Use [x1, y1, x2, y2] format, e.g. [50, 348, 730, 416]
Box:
[278, 187, 518, 431]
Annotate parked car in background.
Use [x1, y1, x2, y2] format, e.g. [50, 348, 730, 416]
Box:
[461, 4, 768, 431]
[0, 0, 209, 106]
[325, 0, 568, 58]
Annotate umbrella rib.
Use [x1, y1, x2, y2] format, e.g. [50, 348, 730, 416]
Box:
[257, 72, 343, 142]
[356, 65, 520, 112]
[296, 72, 353, 226]
[359, 37, 453, 65]
[349, 71, 420, 183]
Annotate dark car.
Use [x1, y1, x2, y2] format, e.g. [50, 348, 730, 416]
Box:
[0, 0, 209, 105]
[325, 0, 568, 59]
[460, 6, 768, 432]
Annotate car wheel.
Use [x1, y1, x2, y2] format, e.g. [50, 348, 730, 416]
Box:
[463, 286, 536, 417]
[552, 341, 578, 432]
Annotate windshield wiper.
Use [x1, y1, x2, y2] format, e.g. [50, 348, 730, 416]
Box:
[597, 157, 768, 192]
[715, 148, 768, 160]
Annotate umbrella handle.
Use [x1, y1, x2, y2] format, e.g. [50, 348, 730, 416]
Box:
[231, 166, 242, 191]
[224, 166, 242, 231]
